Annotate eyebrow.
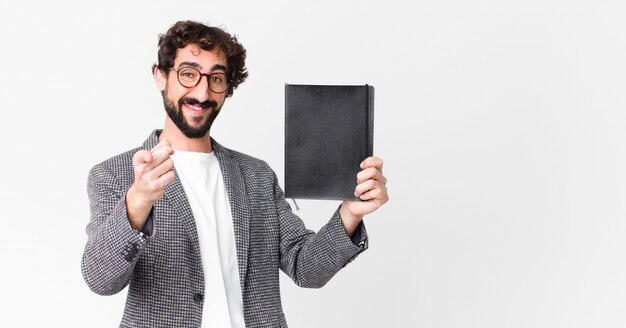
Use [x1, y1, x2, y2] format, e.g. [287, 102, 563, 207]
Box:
[178, 62, 227, 73]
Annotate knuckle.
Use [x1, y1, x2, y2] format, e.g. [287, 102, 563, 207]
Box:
[143, 171, 155, 182]
[148, 181, 162, 193]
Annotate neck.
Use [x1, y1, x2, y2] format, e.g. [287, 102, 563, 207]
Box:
[160, 118, 213, 153]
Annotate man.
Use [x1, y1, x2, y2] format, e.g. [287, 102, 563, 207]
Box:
[81, 20, 389, 328]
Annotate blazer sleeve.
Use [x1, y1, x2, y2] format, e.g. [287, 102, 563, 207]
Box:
[273, 170, 369, 288]
[81, 163, 150, 295]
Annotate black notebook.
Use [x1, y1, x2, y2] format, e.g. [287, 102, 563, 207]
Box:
[284, 84, 374, 200]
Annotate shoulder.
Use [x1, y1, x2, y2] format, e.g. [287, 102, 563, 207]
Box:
[213, 140, 275, 176]
[223, 146, 272, 171]
[88, 130, 158, 183]
[88, 146, 140, 187]
[215, 143, 281, 198]
[95, 147, 139, 171]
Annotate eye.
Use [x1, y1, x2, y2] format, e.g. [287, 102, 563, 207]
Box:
[210, 74, 225, 84]
[179, 68, 199, 81]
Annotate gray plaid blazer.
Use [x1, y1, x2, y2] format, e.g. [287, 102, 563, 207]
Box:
[81, 130, 368, 328]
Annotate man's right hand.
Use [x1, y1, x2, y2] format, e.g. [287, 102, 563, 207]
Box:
[126, 140, 176, 231]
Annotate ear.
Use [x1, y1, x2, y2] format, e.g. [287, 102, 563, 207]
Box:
[154, 66, 167, 91]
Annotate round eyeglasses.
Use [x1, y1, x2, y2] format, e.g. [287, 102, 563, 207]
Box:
[172, 66, 230, 94]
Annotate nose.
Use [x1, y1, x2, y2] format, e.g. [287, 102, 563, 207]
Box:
[187, 75, 212, 102]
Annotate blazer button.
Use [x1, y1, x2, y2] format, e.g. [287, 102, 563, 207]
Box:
[194, 293, 203, 303]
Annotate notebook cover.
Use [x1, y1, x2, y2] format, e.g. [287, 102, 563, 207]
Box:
[284, 84, 374, 200]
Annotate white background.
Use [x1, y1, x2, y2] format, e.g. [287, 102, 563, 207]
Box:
[1, 0, 626, 327]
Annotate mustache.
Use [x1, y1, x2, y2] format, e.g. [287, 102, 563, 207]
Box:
[179, 97, 217, 109]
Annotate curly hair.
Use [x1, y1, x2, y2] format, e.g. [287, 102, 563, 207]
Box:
[153, 20, 248, 97]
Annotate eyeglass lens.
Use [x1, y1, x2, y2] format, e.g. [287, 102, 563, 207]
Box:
[177, 67, 228, 93]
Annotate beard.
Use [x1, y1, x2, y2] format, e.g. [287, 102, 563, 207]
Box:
[162, 91, 221, 139]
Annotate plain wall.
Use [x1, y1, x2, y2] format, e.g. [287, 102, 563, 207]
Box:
[1, 0, 626, 327]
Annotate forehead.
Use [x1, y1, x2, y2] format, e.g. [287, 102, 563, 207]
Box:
[174, 44, 227, 70]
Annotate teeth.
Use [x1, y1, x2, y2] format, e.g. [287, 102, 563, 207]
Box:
[186, 104, 203, 111]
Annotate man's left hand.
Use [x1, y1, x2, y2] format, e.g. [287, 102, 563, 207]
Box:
[339, 156, 389, 236]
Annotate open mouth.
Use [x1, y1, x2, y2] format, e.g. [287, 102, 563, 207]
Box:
[183, 102, 207, 113]
[180, 98, 214, 115]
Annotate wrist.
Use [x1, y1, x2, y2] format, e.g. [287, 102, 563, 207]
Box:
[126, 186, 153, 231]
[339, 202, 363, 237]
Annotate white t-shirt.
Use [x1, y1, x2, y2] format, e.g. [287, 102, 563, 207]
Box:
[171, 149, 245, 328]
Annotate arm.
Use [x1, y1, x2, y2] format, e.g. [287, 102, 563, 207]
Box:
[81, 140, 175, 295]
[277, 156, 389, 288]
[275, 173, 369, 288]
[81, 164, 149, 295]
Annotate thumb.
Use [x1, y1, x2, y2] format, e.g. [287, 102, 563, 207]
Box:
[133, 149, 153, 166]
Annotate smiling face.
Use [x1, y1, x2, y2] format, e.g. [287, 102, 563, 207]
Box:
[155, 44, 228, 139]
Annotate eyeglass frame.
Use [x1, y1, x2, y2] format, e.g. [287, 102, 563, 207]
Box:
[171, 66, 231, 94]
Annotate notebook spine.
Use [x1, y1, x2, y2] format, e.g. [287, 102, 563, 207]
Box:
[365, 85, 375, 157]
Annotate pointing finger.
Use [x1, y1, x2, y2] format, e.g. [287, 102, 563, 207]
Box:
[151, 148, 167, 162]
[158, 139, 175, 155]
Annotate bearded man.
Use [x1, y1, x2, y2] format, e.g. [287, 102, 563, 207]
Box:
[81, 20, 389, 328]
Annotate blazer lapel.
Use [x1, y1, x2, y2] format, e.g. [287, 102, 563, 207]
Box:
[163, 174, 203, 254]
[213, 139, 251, 289]
[144, 130, 203, 274]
